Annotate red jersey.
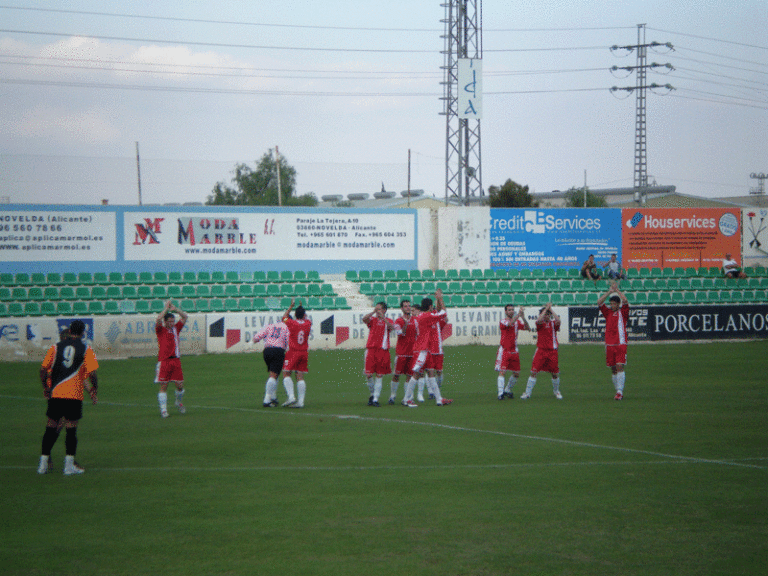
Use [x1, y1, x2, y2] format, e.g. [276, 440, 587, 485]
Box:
[600, 303, 630, 346]
[284, 317, 312, 352]
[364, 316, 392, 350]
[156, 321, 184, 360]
[394, 315, 416, 356]
[535, 318, 560, 351]
[413, 310, 447, 352]
[499, 316, 526, 353]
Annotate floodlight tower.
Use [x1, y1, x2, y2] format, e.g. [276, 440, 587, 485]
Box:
[441, 0, 483, 205]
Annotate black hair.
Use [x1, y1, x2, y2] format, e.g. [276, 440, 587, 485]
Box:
[400, 299, 411, 308]
[421, 297, 433, 310]
[163, 312, 175, 321]
[609, 295, 621, 303]
[377, 301, 388, 311]
[295, 305, 306, 319]
[69, 320, 86, 337]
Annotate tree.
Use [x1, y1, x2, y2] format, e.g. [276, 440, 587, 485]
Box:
[487, 179, 539, 208]
[564, 186, 607, 208]
[206, 150, 317, 207]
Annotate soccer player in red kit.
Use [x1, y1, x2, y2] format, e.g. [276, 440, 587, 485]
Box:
[362, 302, 395, 407]
[282, 298, 312, 408]
[495, 304, 530, 400]
[155, 300, 188, 418]
[403, 290, 452, 406]
[520, 302, 563, 400]
[389, 299, 416, 405]
[597, 281, 630, 400]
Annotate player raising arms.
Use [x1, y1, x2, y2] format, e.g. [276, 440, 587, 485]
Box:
[495, 304, 530, 400]
[282, 298, 312, 408]
[155, 300, 188, 418]
[389, 299, 416, 405]
[403, 289, 452, 406]
[520, 302, 563, 400]
[597, 281, 630, 400]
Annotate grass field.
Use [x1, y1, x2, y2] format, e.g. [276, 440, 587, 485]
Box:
[1, 340, 767, 576]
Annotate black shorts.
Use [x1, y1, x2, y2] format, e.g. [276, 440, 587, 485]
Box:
[263, 347, 286, 375]
[46, 398, 83, 422]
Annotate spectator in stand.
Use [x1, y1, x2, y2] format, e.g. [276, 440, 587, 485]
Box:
[602, 253, 626, 281]
[581, 254, 601, 285]
[722, 253, 747, 279]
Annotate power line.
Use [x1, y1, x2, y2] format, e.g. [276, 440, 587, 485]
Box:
[647, 27, 768, 51]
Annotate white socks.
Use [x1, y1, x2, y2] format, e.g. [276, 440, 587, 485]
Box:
[616, 372, 625, 393]
[403, 377, 417, 402]
[506, 374, 517, 392]
[497, 375, 505, 396]
[296, 380, 306, 406]
[552, 377, 560, 394]
[175, 389, 184, 405]
[283, 377, 296, 401]
[158, 392, 167, 413]
[373, 377, 383, 402]
[525, 377, 536, 396]
[427, 377, 442, 403]
[264, 377, 278, 404]
[390, 379, 399, 399]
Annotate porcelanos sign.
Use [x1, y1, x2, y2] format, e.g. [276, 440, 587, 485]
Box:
[124, 211, 415, 262]
[621, 208, 741, 269]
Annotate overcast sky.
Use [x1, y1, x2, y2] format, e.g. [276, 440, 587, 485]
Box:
[0, 0, 766, 206]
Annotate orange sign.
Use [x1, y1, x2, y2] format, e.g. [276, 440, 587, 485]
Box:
[621, 208, 741, 269]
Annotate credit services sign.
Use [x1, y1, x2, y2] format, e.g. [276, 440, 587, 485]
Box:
[490, 208, 623, 269]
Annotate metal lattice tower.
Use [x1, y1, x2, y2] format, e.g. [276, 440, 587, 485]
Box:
[441, 0, 482, 205]
[633, 24, 648, 189]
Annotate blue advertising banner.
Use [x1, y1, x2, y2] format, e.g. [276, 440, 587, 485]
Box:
[490, 208, 624, 269]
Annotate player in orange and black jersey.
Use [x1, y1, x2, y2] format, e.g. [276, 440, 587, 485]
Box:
[37, 320, 99, 475]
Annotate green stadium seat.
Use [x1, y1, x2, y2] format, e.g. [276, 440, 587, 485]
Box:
[91, 272, 108, 285]
[408, 270, 422, 281]
[670, 291, 684, 304]
[236, 284, 252, 297]
[647, 292, 660, 304]
[335, 297, 351, 310]
[680, 291, 696, 304]
[208, 298, 225, 312]
[248, 298, 264, 311]
[684, 267, 698, 277]
[11, 287, 27, 301]
[753, 290, 767, 302]
[41, 301, 58, 315]
[634, 292, 648, 304]
[742, 290, 756, 302]
[178, 299, 196, 313]
[153, 272, 169, 284]
[119, 286, 136, 299]
[321, 296, 336, 309]
[24, 301, 42, 316]
[75, 286, 91, 300]
[15, 273, 31, 286]
[494, 269, 509, 279]
[223, 271, 238, 284]
[197, 271, 212, 284]
[661, 267, 674, 278]
[209, 271, 225, 284]
[7, 302, 23, 316]
[421, 270, 435, 280]
[531, 269, 545, 279]
[512, 294, 525, 306]
[182, 271, 198, 284]
[354, 270, 368, 282]
[463, 294, 477, 306]
[574, 293, 587, 305]
[91, 286, 108, 300]
[0, 273, 15, 286]
[26, 287, 44, 301]
[659, 292, 673, 304]
[0, 287, 11, 302]
[42, 287, 58, 300]
[489, 294, 503, 307]
[106, 272, 123, 285]
[457, 269, 470, 279]
[279, 284, 294, 296]
[222, 284, 238, 298]
[87, 301, 104, 315]
[291, 271, 307, 284]
[368, 271, 383, 282]
[449, 294, 463, 307]
[136, 286, 151, 299]
[666, 278, 680, 290]
[166, 285, 182, 299]
[550, 293, 563, 305]
[223, 298, 238, 311]
[253, 284, 268, 297]
[307, 271, 322, 284]
[123, 271, 139, 285]
[433, 269, 447, 280]
[0, 302, 8, 317]
[104, 301, 120, 315]
[524, 293, 538, 306]
[384, 270, 397, 281]
[236, 298, 252, 311]
[30, 273, 46, 285]
[194, 299, 210, 313]
[561, 293, 575, 306]
[624, 292, 636, 304]
[71, 301, 88, 315]
[167, 271, 182, 285]
[249, 271, 265, 283]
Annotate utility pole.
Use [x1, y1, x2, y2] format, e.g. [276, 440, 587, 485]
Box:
[441, 0, 483, 206]
[135, 141, 143, 206]
[610, 24, 674, 204]
[275, 146, 282, 207]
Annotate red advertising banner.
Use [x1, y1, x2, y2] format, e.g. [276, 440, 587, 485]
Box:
[621, 208, 741, 269]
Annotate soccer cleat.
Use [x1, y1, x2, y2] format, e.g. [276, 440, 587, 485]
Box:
[417, 395, 425, 403]
[262, 402, 271, 408]
[388, 397, 395, 405]
[497, 394, 505, 401]
[161, 410, 169, 418]
[63, 461, 85, 475]
[519, 392, 530, 400]
[401, 400, 418, 408]
[436, 398, 453, 406]
[282, 398, 297, 408]
[371, 401, 381, 407]
[428, 393, 435, 400]
[614, 392, 623, 401]
[554, 391, 563, 400]
[367, 395, 374, 406]
[176, 403, 186, 414]
[37, 456, 50, 475]
[504, 391, 514, 399]
[269, 399, 279, 407]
